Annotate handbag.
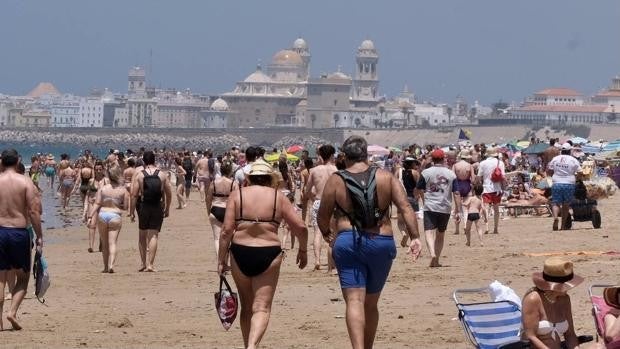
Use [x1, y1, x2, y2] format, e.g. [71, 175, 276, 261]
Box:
[214, 275, 238, 331]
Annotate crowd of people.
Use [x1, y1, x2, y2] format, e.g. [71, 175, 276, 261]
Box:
[0, 134, 618, 349]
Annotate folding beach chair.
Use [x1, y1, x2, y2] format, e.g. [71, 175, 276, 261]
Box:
[588, 284, 620, 349]
[454, 287, 526, 349]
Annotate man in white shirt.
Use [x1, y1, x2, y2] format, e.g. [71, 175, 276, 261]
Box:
[547, 143, 582, 231]
[476, 147, 505, 234]
[234, 146, 258, 186]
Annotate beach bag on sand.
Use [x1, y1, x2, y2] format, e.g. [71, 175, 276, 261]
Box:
[214, 275, 238, 330]
[33, 250, 50, 303]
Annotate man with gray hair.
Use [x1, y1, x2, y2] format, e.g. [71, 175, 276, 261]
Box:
[318, 135, 421, 349]
[0, 149, 43, 330]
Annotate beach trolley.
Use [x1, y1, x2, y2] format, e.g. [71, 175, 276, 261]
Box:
[588, 284, 620, 349]
[453, 288, 525, 349]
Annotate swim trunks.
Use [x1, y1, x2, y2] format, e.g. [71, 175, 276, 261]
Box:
[44, 167, 55, 177]
[0, 226, 31, 272]
[311, 200, 321, 226]
[552, 183, 575, 205]
[456, 179, 472, 197]
[467, 213, 480, 222]
[138, 203, 164, 231]
[332, 231, 396, 294]
[423, 211, 451, 232]
[482, 192, 502, 205]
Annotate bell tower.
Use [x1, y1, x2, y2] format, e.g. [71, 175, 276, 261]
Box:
[352, 39, 379, 107]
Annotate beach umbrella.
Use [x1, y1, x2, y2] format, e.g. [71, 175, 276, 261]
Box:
[388, 146, 402, 153]
[569, 137, 588, 145]
[286, 144, 304, 153]
[522, 143, 549, 155]
[264, 153, 299, 162]
[367, 144, 390, 156]
[516, 141, 530, 149]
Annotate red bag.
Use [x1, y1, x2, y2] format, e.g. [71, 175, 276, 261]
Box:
[491, 159, 504, 183]
[214, 275, 238, 330]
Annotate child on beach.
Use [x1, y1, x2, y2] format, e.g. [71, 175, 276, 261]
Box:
[463, 185, 487, 246]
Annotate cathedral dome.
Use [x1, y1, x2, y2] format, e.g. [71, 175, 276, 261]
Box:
[271, 50, 303, 66]
[211, 97, 229, 111]
[293, 38, 308, 50]
[359, 39, 375, 50]
[244, 68, 272, 83]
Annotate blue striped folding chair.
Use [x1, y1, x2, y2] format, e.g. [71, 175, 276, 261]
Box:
[453, 288, 526, 349]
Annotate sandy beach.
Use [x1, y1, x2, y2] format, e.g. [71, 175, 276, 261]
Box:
[2, 187, 619, 349]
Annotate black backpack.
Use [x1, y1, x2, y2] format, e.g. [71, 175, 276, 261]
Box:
[334, 167, 381, 230]
[142, 170, 162, 204]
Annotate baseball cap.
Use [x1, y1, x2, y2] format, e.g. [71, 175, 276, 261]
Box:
[561, 143, 573, 150]
[430, 149, 445, 159]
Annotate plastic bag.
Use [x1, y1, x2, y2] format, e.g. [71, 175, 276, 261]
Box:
[488, 280, 521, 308]
[214, 275, 238, 331]
[32, 250, 50, 303]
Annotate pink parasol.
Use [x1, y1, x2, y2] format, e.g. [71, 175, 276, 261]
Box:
[367, 144, 390, 156]
[287, 145, 304, 153]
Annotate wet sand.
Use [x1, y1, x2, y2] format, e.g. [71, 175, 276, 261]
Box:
[2, 189, 619, 348]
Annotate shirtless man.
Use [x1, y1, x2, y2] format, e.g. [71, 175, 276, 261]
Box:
[304, 145, 337, 270]
[130, 151, 172, 272]
[452, 149, 475, 235]
[0, 149, 43, 330]
[106, 149, 119, 169]
[194, 153, 211, 202]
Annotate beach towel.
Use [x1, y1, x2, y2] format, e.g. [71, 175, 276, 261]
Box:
[32, 250, 50, 303]
[214, 275, 238, 331]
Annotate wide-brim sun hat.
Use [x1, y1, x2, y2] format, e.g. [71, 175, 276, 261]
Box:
[47, 154, 54, 160]
[532, 257, 584, 293]
[247, 159, 278, 186]
[604, 286, 620, 309]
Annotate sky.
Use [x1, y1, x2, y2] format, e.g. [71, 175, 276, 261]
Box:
[1, 0, 619, 104]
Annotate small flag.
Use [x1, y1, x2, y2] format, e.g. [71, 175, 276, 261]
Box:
[458, 129, 470, 140]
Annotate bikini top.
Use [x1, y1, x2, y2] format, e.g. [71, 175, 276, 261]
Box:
[101, 191, 123, 206]
[537, 319, 569, 341]
[235, 187, 281, 226]
[213, 179, 235, 198]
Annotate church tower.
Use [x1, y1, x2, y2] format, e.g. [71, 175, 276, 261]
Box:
[352, 39, 379, 108]
[128, 66, 146, 97]
[291, 37, 311, 80]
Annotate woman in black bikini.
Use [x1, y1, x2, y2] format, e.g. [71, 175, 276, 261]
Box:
[218, 159, 308, 349]
[205, 159, 236, 261]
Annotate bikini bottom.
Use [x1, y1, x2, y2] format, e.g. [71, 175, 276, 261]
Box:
[98, 211, 121, 224]
[230, 242, 282, 277]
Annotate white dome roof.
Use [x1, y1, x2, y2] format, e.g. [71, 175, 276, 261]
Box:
[293, 38, 308, 50]
[271, 50, 303, 66]
[359, 39, 375, 50]
[211, 98, 229, 111]
[327, 71, 351, 80]
[244, 69, 272, 83]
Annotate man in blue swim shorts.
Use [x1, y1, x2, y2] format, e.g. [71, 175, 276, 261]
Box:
[317, 136, 422, 349]
[548, 143, 582, 231]
[0, 149, 43, 330]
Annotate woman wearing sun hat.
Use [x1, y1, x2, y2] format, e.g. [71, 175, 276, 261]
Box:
[603, 286, 620, 343]
[218, 159, 308, 349]
[522, 257, 583, 349]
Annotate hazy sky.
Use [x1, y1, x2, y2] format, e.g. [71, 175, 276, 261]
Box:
[1, 0, 619, 104]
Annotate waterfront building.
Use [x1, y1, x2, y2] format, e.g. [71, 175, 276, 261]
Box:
[50, 97, 80, 127]
[78, 97, 104, 127]
[202, 97, 235, 128]
[152, 89, 208, 128]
